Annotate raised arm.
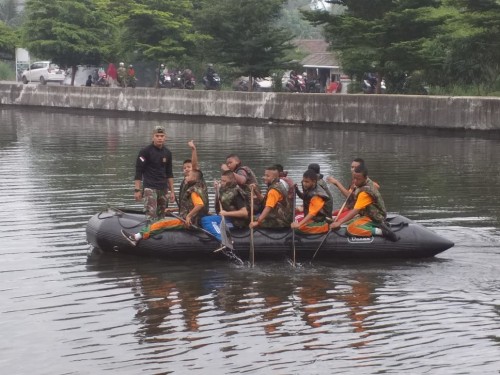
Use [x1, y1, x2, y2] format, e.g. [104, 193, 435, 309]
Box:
[188, 140, 199, 170]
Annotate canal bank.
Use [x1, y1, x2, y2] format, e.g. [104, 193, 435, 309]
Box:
[1, 83, 499, 130]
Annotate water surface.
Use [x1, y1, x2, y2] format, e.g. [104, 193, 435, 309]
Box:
[0, 107, 498, 374]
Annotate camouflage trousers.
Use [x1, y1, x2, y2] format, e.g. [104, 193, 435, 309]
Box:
[143, 187, 169, 221]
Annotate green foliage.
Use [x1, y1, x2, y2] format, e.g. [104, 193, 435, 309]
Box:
[0, 59, 15, 79]
[0, 0, 23, 27]
[305, 0, 444, 83]
[22, 0, 115, 74]
[308, 0, 500, 94]
[278, 0, 323, 39]
[195, 0, 294, 80]
[103, 0, 207, 63]
[0, 20, 17, 56]
[428, 0, 500, 90]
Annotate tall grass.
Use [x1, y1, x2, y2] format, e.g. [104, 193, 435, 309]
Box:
[428, 82, 500, 97]
[0, 60, 16, 81]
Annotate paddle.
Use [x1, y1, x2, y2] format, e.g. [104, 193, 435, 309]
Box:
[310, 187, 353, 262]
[169, 212, 234, 251]
[250, 185, 255, 267]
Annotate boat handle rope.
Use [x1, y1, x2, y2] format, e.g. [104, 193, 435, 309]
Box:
[230, 228, 290, 241]
[97, 206, 149, 229]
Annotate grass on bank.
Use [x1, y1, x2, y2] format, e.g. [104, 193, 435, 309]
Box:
[0, 61, 16, 81]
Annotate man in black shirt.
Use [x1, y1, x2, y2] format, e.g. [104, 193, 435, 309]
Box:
[134, 126, 175, 220]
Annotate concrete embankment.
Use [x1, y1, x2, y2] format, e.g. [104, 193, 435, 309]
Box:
[1, 83, 499, 130]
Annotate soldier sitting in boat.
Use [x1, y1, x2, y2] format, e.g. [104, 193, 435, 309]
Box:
[327, 158, 380, 221]
[179, 140, 205, 202]
[221, 154, 262, 213]
[215, 170, 249, 228]
[274, 163, 295, 201]
[292, 169, 332, 234]
[122, 169, 209, 246]
[330, 164, 398, 241]
[249, 165, 293, 229]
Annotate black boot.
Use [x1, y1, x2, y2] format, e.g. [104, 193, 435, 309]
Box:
[380, 222, 399, 242]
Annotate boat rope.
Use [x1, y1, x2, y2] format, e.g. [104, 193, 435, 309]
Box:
[388, 221, 409, 232]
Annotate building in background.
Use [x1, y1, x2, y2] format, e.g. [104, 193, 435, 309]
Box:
[294, 39, 350, 93]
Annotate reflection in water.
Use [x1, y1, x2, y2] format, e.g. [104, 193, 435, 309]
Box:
[1, 108, 500, 374]
[336, 275, 376, 348]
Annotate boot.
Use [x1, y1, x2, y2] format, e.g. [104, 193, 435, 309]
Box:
[380, 222, 399, 242]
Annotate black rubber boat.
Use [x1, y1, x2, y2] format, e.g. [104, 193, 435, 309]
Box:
[86, 207, 454, 260]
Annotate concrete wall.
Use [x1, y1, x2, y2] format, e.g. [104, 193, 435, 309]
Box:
[1, 83, 499, 130]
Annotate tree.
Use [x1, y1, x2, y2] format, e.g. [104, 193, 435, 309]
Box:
[103, 0, 207, 64]
[304, 0, 445, 93]
[195, 0, 294, 90]
[429, 0, 500, 93]
[0, 0, 23, 27]
[278, 0, 323, 39]
[22, 0, 115, 85]
[0, 20, 17, 57]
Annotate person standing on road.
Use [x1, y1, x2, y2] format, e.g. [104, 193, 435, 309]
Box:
[134, 125, 175, 221]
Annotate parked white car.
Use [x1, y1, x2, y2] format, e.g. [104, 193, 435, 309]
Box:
[21, 61, 65, 85]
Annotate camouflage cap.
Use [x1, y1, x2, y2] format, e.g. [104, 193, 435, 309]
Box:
[153, 125, 165, 134]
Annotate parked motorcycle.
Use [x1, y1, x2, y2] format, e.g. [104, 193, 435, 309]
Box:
[306, 78, 321, 93]
[125, 75, 137, 88]
[362, 73, 386, 94]
[285, 74, 306, 93]
[180, 69, 195, 90]
[203, 73, 221, 90]
[95, 74, 109, 87]
[169, 71, 184, 89]
[159, 73, 172, 88]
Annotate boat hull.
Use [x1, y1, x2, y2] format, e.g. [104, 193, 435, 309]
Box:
[86, 208, 454, 260]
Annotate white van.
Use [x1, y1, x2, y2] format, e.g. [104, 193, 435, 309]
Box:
[21, 61, 65, 85]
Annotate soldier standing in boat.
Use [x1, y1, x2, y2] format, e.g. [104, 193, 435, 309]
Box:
[133, 125, 175, 221]
[122, 169, 208, 246]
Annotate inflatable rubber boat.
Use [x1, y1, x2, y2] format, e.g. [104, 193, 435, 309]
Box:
[86, 207, 454, 261]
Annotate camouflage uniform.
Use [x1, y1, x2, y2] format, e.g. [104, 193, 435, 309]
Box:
[302, 183, 333, 222]
[259, 179, 293, 228]
[317, 177, 334, 210]
[143, 188, 168, 221]
[219, 185, 249, 228]
[179, 181, 209, 225]
[354, 182, 387, 223]
[346, 177, 378, 209]
[235, 165, 262, 211]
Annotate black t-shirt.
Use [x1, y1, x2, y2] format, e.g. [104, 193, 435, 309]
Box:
[134, 143, 173, 190]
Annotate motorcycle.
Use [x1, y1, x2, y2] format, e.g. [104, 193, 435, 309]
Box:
[306, 78, 321, 93]
[169, 71, 184, 89]
[125, 75, 137, 88]
[181, 69, 195, 90]
[158, 73, 172, 88]
[203, 73, 221, 90]
[95, 74, 109, 87]
[362, 74, 386, 94]
[285, 74, 306, 93]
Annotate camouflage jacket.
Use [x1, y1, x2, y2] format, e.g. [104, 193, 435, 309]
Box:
[219, 184, 249, 228]
[303, 183, 333, 222]
[354, 180, 387, 223]
[179, 181, 209, 225]
[260, 179, 293, 228]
